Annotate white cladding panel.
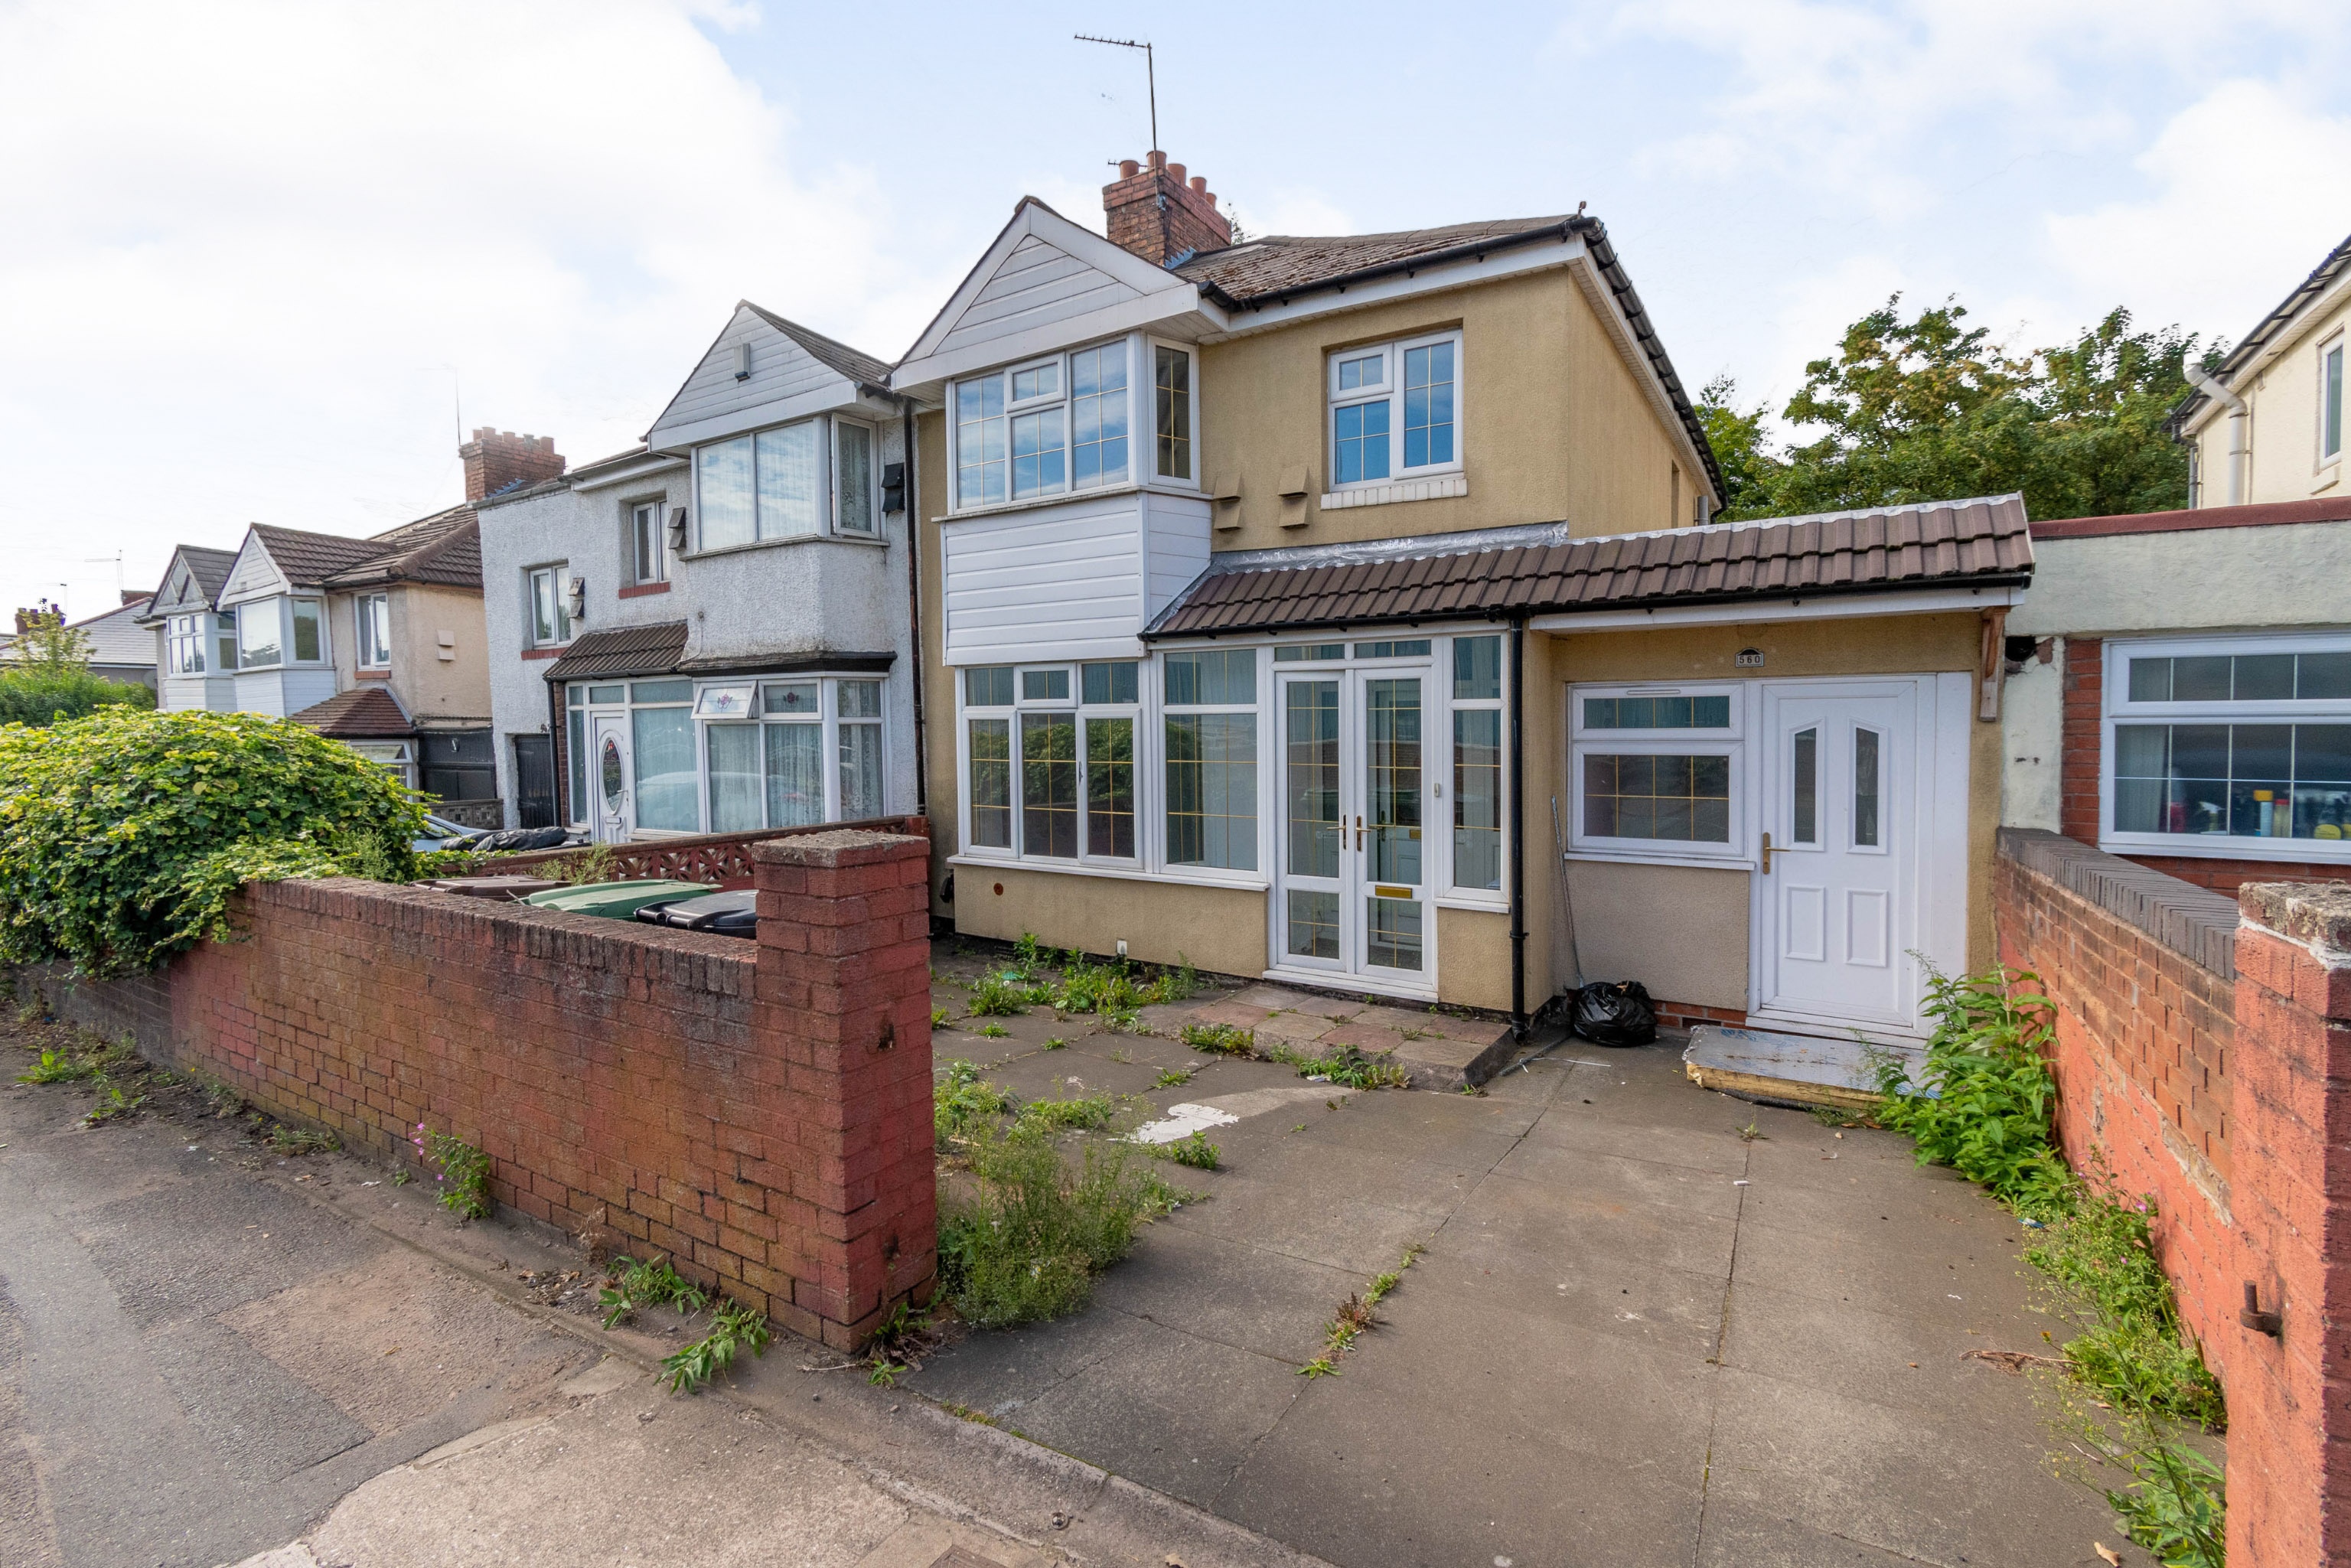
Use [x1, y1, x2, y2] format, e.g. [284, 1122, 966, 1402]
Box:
[220, 536, 290, 602]
[942, 495, 1149, 664]
[1142, 493, 1211, 621]
[934, 236, 1143, 363]
[646, 307, 859, 445]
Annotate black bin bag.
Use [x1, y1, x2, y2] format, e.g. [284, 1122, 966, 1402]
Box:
[1570, 980, 1657, 1048]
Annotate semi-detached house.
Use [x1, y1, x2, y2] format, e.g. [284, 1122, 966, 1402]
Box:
[476, 306, 922, 838]
[895, 152, 2032, 1039]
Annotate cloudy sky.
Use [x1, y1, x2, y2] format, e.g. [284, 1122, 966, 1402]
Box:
[3, 0, 2346, 621]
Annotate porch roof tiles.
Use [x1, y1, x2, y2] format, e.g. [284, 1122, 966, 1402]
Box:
[542, 621, 690, 683]
[289, 686, 412, 739]
[1143, 494, 2033, 639]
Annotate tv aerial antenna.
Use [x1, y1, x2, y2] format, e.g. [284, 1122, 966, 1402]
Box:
[1074, 33, 1156, 150]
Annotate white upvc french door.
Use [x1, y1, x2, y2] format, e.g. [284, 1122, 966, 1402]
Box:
[1273, 664, 1436, 993]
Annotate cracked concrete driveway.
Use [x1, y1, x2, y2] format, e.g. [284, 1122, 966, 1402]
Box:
[916, 955, 2143, 1568]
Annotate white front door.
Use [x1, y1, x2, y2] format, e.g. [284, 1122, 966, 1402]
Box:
[1752, 680, 1944, 1035]
[1273, 666, 1436, 993]
[590, 712, 631, 844]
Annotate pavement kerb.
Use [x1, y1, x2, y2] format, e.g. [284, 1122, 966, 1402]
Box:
[265, 1162, 1337, 1568]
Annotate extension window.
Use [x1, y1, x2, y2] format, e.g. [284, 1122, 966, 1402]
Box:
[1568, 684, 1745, 865]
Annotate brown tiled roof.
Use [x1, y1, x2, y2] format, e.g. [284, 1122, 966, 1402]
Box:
[249, 525, 388, 588]
[325, 504, 481, 589]
[1145, 496, 2034, 639]
[1172, 217, 1574, 302]
[743, 303, 895, 389]
[289, 686, 412, 739]
[543, 621, 690, 683]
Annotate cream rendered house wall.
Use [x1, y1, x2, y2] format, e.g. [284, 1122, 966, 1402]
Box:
[388, 584, 491, 722]
[2188, 290, 2351, 505]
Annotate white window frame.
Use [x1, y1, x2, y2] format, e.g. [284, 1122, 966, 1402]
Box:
[629, 498, 668, 584]
[1148, 338, 1199, 486]
[949, 337, 1140, 512]
[287, 598, 328, 666]
[1440, 633, 1509, 908]
[955, 660, 1144, 871]
[233, 596, 285, 669]
[1567, 683, 1746, 866]
[525, 565, 572, 649]
[2101, 632, 2351, 864]
[356, 592, 392, 669]
[1326, 329, 1465, 493]
[833, 419, 879, 537]
[691, 416, 833, 553]
[167, 613, 207, 676]
[693, 674, 892, 836]
[1159, 647, 1264, 882]
[2320, 333, 2345, 470]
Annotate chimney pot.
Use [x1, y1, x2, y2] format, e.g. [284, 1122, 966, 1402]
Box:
[1101, 150, 1233, 266]
[1119, 158, 1139, 178]
[1166, 162, 1185, 184]
[1146, 150, 1166, 170]
[1190, 176, 1207, 194]
[458, 424, 568, 501]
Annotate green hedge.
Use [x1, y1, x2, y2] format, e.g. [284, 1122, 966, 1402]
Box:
[0, 708, 429, 976]
[0, 668, 155, 728]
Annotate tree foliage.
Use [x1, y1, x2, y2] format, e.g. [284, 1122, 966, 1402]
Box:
[0, 607, 155, 728]
[1700, 296, 2206, 523]
[0, 708, 428, 976]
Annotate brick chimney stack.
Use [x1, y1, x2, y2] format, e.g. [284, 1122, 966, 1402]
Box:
[1102, 152, 1231, 268]
[458, 428, 566, 502]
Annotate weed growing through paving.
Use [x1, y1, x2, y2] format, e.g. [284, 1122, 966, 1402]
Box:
[1300, 1244, 1423, 1377]
[661, 1300, 771, 1393]
[967, 975, 1029, 1017]
[267, 1125, 337, 1156]
[937, 1118, 1186, 1328]
[80, 1074, 146, 1126]
[1179, 1022, 1410, 1090]
[412, 1124, 492, 1220]
[17, 1047, 95, 1084]
[1156, 1130, 1220, 1170]
[1016, 1091, 1120, 1133]
[978, 1023, 1009, 1038]
[935, 1060, 1018, 1148]
[1154, 1066, 1196, 1088]
[1873, 961, 2225, 1566]
[861, 1300, 942, 1387]
[599, 1254, 709, 1328]
[931, 1008, 951, 1030]
[1181, 1022, 1256, 1055]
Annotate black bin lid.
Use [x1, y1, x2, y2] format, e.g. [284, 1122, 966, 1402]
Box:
[634, 888, 758, 935]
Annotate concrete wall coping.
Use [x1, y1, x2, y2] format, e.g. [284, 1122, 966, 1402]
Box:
[751, 830, 931, 867]
[2239, 878, 2351, 957]
[1997, 828, 2239, 980]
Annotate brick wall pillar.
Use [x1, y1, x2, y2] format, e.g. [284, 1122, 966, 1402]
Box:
[2059, 635, 2103, 845]
[752, 829, 936, 1350]
[2232, 879, 2351, 1567]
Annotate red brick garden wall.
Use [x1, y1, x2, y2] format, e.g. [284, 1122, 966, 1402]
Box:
[21, 829, 936, 1350]
[1997, 828, 2351, 1566]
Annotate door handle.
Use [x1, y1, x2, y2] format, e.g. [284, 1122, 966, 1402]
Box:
[1759, 830, 1778, 874]
[1355, 814, 1364, 851]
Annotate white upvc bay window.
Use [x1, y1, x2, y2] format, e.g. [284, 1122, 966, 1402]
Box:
[230, 597, 326, 669]
[693, 415, 879, 551]
[951, 337, 1196, 510]
[2103, 634, 2351, 860]
[961, 659, 1146, 865]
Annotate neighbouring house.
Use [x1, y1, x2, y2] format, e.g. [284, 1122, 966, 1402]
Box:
[3, 594, 158, 688]
[2175, 228, 2351, 508]
[476, 306, 924, 837]
[2000, 491, 2351, 894]
[895, 151, 2029, 1037]
[138, 426, 542, 825]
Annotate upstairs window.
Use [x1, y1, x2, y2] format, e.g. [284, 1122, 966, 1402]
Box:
[1153, 344, 1193, 481]
[836, 422, 878, 536]
[527, 566, 572, 649]
[167, 614, 207, 675]
[696, 419, 823, 549]
[236, 598, 282, 667]
[1329, 332, 1462, 489]
[356, 593, 391, 668]
[955, 340, 1156, 508]
[631, 500, 667, 584]
[2323, 335, 2344, 466]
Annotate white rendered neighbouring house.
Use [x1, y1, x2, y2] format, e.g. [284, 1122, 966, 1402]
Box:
[475, 305, 925, 837]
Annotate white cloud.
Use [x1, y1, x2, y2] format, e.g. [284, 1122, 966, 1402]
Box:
[0, 0, 958, 618]
[2045, 79, 2351, 346]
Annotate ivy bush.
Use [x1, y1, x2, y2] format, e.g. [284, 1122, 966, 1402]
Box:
[0, 708, 428, 976]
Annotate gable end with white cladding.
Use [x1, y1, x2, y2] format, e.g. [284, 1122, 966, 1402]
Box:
[941, 489, 1209, 666]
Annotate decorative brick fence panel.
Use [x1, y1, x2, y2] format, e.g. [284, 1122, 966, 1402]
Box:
[1997, 828, 2351, 1566]
[479, 815, 928, 889]
[18, 828, 935, 1351]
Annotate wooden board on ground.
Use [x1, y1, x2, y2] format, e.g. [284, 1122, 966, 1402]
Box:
[1681, 1024, 1925, 1110]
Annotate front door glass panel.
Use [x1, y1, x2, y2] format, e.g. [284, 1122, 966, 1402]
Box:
[1283, 678, 1342, 961]
[1364, 676, 1423, 971]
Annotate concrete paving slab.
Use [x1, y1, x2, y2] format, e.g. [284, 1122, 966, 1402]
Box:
[1162, 1173, 1437, 1278]
[1488, 1137, 1749, 1220]
[1718, 1274, 2060, 1422]
[1086, 1224, 1357, 1365]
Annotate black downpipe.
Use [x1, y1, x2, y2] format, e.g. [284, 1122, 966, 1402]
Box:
[901, 404, 928, 817]
[1508, 614, 1529, 1040]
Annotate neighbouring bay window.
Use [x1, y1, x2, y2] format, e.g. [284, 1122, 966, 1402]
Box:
[356, 593, 392, 668]
[961, 660, 1141, 863]
[1329, 332, 1462, 489]
[951, 338, 1195, 509]
[166, 613, 210, 675]
[526, 566, 572, 648]
[2105, 637, 2351, 856]
[1570, 685, 1742, 859]
[693, 416, 879, 551]
[215, 608, 240, 673]
[1165, 649, 1258, 872]
[1451, 634, 1504, 892]
[231, 597, 322, 668]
